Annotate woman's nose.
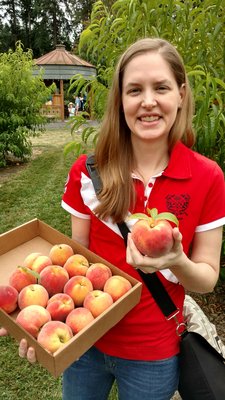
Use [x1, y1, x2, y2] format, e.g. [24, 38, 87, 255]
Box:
[141, 91, 157, 108]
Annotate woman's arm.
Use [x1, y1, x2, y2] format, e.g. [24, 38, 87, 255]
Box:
[71, 215, 91, 248]
[126, 226, 223, 294]
[170, 227, 222, 293]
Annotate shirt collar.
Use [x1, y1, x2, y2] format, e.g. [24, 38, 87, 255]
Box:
[162, 141, 192, 180]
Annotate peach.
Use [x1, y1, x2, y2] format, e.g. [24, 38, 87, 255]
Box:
[46, 293, 74, 321]
[131, 219, 174, 257]
[39, 265, 69, 296]
[49, 244, 74, 266]
[16, 305, 51, 338]
[104, 275, 132, 302]
[18, 284, 49, 309]
[0, 285, 18, 313]
[63, 254, 89, 277]
[86, 263, 112, 290]
[64, 276, 93, 306]
[23, 252, 42, 269]
[83, 290, 113, 318]
[66, 307, 94, 334]
[29, 255, 52, 273]
[37, 321, 73, 353]
[9, 266, 37, 292]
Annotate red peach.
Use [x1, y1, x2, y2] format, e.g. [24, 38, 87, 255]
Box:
[86, 263, 112, 290]
[104, 275, 132, 302]
[46, 293, 74, 321]
[63, 254, 89, 277]
[66, 307, 94, 334]
[83, 290, 113, 318]
[49, 244, 74, 266]
[64, 276, 93, 306]
[37, 321, 73, 353]
[39, 265, 69, 296]
[9, 266, 37, 292]
[131, 219, 174, 257]
[16, 305, 51, 338]
[18, 284, 49, 309]
[0, 285, 18, 313]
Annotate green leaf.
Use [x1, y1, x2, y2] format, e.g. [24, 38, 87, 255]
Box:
[18, 266, 40, 280]
[156, 212, 179, 227]
[148, 208, 158, 219]
[128, 213, 150, 221]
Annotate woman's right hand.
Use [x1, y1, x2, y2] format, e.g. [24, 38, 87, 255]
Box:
[0, 327, 8, 336]
[19, 339, 36, 363]
[0, 328, 36, 363]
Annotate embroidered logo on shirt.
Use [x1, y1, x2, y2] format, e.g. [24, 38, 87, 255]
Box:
[166, 194, 190, 219]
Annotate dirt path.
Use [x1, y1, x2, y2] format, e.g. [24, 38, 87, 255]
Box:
[0, 121, 78, 184]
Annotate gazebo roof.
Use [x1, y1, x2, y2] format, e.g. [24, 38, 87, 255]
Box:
[35, 44, 94, 67]
[33, 44, 96, 80]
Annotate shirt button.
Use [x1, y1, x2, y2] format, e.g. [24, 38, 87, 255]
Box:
[144, 196, 147, 202]
[148, 182, 153, 188]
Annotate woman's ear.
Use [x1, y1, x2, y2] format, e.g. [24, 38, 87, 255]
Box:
[178, 83, 186, 108]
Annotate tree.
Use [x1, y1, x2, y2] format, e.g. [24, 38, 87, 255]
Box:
[0, 42, 54, 167]
[67, 0, 225, 170]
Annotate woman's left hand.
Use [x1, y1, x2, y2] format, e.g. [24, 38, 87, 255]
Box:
[126, 227, 184, 273]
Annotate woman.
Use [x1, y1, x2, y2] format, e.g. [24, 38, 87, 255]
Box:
[4, 38, 225, 400]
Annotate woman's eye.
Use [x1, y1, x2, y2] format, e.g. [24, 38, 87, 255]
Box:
[157, 86, 169, 92]
[128, 88, 141, 95]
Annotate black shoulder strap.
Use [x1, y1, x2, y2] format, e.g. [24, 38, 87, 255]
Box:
[85, 155, 178, 319]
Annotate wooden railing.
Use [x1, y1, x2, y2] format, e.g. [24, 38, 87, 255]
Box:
[40, 104, 61, 120]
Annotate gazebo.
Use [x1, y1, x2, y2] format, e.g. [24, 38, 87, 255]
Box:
[33, 44, 96, 121]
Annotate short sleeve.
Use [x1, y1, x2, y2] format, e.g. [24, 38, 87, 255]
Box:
[196, 162, 225, 231]
[61, 154, 91, 219]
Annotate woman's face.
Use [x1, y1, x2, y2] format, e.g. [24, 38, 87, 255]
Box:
[121, 52, 184, 145]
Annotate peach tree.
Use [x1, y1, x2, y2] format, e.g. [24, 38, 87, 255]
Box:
[0, 42, 54, 167]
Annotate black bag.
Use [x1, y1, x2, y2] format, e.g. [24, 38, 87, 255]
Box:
[86, 155, 225, 400]
[179, 331, 225, 400]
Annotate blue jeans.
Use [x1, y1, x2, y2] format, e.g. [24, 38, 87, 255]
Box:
[63, 346, 179, 400]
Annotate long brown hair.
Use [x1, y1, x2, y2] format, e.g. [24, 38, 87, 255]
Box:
[94, 38, 195, 223]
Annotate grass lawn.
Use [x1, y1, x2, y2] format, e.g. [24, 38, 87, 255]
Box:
[0, 123, 118, 399]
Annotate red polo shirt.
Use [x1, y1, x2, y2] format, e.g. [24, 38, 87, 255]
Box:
[62, 141, 225, 360]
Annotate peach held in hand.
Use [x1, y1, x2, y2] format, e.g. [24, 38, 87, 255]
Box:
[86, 263, 112, 290]
[39, 265, 69, 296]
[37, 321, 73, 353]
[18, 284, 49, 309]
[64, 276, 93, 306]
[9, 266, 37, 292]
[49, 244, 74, 266]
[66, 307, 94, 334]
[129, 208, 179, 257]
[0, 285, 18, 313]
[104, 276, 132, 302]
[83, 290, 113, 318]
[46, 293, 74, 321]
[63, 254, 89, 277]
[16, 305, 51, 338]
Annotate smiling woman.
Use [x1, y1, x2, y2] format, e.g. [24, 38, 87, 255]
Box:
[1, 38, 225, 400]
[58, 38, 225, 400]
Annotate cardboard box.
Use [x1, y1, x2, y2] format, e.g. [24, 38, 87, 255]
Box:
[0, 219, 142, 377]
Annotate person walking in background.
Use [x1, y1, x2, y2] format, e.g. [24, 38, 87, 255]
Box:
[2, 37, 225, 400]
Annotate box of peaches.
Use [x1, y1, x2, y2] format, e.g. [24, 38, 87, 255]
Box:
[0, 219, 142, 377]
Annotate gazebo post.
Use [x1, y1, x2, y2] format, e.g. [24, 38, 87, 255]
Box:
[33, 45, 96, 121]
[60, 79, 64, 121]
